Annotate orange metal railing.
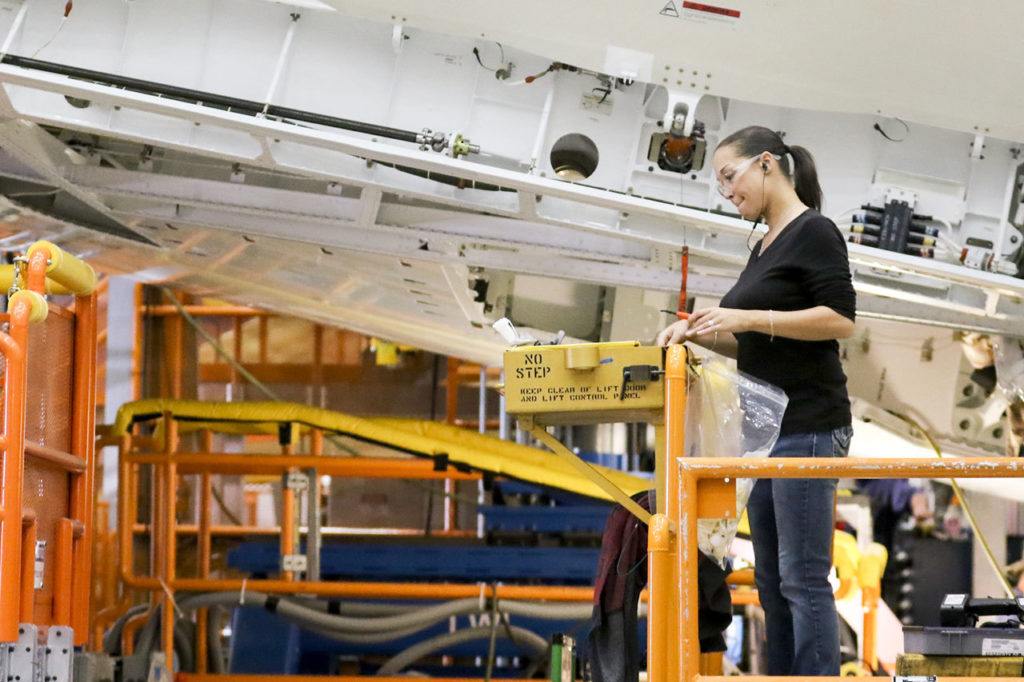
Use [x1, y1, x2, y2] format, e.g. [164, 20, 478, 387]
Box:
[0, 291, 29, 642]
[673, 456, 1024, 682]
[0, 243, 99, 646]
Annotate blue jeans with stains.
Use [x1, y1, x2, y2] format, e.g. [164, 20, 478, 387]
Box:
[747, 425, 852, 676]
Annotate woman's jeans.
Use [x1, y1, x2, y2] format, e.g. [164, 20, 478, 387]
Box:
[747, 425, 853, 676]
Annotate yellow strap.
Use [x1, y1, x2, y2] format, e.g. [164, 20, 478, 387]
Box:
[528, 424, 651, 524]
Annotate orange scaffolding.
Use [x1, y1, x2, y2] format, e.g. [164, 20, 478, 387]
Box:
[0, 242, 99, 646]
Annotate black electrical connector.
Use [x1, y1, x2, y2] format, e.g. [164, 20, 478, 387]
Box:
[619, 364, 663, 401]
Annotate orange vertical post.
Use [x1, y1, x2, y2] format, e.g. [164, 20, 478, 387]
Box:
[53, 518, 75, 625]
[678, 470, 701, 682]
[258, 316, 269, 364]
[280, 436, 295, 582]
[19, 517, 36, 622]
[313, 324, 324, 406]
[70, 292, 98, 643]
[0, 295, 30, 641]
[161, 415, 179, 667]
[648, 345, 686, 682]
[170, 303, 184, 399]
[132, 284, 143, 401]
[443, 358, 461, 531]
[196, 430, 213, 673]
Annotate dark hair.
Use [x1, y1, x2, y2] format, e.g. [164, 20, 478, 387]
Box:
[718, 125, 822, 212]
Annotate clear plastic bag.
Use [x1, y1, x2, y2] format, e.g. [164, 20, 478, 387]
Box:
[993, 335, 1024, 402]
[685, 356, 788, 566]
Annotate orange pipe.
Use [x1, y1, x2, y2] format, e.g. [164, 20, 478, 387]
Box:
[118, 435, 134, 611]
[862, 585, 879, 671]
[674, 456, 1024, 682]
[258, 317, 269, 364]
[122, 453, 483, 478]
[162, 417, 179, 664]
[26, 247, 50, 295]
[281, 485, 296, 581]
[131, 524, 478, 538]
[25, 442, 85, 472]
[122, 575, 597, 601]
[445, 357, 460, 424]
[729, 589, 759, 606]
[53, 518, 75, 625]
[701, 678, 1011, 682]
[196, 432, 213, 674]
[0, 300, 28, 642]
[170, 307, 183, 399]
[132, 284, 143, 401]
[651, 345, 686, 682]
[19, 517, 36, 622]
[678, 456, 1024, 479]
[121, 610, 150, 656]
[679, 470, 701, 682]
[70, 292, 98, 644]
[727, 567, 754, 586]
[143, 304, 269, 317]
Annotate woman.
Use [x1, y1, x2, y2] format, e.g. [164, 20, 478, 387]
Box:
[656, 126, 856, 676]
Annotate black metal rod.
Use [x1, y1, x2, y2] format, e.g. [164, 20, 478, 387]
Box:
[1, 54, 422, 144]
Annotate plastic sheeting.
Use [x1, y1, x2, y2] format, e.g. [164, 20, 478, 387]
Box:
[685, 357, 788, 566]
[994, 335, 1024, 402]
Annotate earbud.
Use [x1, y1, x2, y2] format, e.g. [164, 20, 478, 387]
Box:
[761, 161, 769, 172]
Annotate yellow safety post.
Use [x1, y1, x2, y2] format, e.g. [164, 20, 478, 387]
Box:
[8, 289, 48, 323]
[858, 542, 888, 671]
[0, 264, 73, 295]
[26, 240, 97, 296]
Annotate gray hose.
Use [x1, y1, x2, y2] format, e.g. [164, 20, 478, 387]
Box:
[178, 592, 593, 633]
[173, 622, 195, 672]
[301, 621, 432, 645]
[102, 603, 151, 655]
[376, 624, 548, 676]
[172, 592, 479, 633]
[137, 591, 595, 663]
[275, 596, 483, 633]
[284, 596, 418, 616]
[206, 606, 226, 674]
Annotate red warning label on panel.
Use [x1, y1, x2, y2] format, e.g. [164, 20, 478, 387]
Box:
[681, 1, 740, 18]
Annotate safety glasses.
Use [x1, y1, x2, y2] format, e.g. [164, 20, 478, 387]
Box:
[715, 153, 780, 197]
[716, 156, 758, 197]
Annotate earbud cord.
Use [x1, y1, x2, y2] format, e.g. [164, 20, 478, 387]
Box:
[745, 163, 768, 253]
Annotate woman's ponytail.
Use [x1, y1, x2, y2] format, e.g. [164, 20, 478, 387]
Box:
[787, 144, 821, 212]
[719, 126, 823, 211]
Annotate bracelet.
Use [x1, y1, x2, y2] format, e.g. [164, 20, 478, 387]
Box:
[768, 309, 775, 341]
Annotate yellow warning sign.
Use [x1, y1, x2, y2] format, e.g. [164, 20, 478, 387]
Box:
[503, 341, 664, 425]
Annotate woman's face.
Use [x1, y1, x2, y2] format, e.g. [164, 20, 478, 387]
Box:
[713, 145, 764, 220]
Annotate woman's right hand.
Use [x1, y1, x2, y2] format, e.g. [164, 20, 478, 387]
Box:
[655, 318, 690, 347]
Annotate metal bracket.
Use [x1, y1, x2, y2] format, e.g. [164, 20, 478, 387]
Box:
[9, 623, 42, 682]
[34, 540, 46, 589]
[0, 632, 7, 682]
[44, 627, 73, 682]
[284, 471, 308, 492]
[281, 554, 308, 572]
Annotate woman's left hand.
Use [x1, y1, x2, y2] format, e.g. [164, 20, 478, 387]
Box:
[686, 307, 753, 337]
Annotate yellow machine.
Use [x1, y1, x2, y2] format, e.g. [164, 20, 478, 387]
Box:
[504, 341, 692, 681]
[503, 341, 664, 423]
[504, 341, 670, 525]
